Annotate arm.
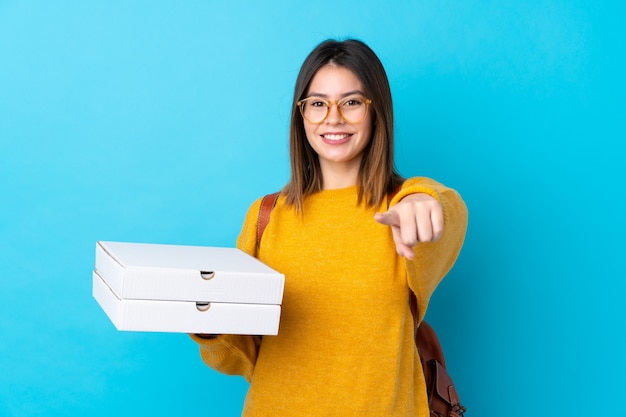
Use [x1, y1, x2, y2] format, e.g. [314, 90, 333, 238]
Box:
[189, 198, 265, 381]
[375, 177, 468, 322]
[189, 333, 262, 382]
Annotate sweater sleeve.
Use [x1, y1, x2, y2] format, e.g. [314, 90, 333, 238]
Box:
[189, 333, 262, 382]
[188, 197, 265, 382]
[390, 177, 468, 323]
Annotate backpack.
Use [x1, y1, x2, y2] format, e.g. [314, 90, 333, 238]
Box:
[257, 192, 467, 417]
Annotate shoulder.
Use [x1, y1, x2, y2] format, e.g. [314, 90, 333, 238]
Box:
[237, 193, 287, 255]
[236, 196, 265, 256]
[243, 192, 285, 222]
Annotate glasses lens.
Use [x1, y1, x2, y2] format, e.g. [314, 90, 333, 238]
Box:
[300, 98, 328, 123]
[338, 97, 368, 123]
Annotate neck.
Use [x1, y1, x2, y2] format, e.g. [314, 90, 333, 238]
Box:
[319, 160, 361, 190]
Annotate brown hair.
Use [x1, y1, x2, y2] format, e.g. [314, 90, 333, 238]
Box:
[283, 39, 404, 212]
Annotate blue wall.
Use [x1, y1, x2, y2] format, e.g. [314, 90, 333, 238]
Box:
[1, 1, 624, 416]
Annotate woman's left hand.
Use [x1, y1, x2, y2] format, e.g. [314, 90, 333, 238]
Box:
[374, 193, 443, 260]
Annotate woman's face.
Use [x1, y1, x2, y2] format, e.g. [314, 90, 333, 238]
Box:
[302, 65, 373, 175]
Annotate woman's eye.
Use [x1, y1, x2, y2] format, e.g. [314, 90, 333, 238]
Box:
[310, 100, 327, 108]
[344, 98, 363, 106]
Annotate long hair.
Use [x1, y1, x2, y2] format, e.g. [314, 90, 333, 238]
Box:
[283, 39, 404, 213]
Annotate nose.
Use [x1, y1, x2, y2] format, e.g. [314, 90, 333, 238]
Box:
[325, 102, 344, 124]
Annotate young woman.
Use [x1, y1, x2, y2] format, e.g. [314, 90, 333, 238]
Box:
[191, 39, 468, 417]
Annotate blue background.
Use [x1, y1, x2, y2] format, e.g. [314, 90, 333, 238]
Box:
[1, 1, 624, 416]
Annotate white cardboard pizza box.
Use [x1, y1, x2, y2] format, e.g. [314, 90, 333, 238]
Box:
[93, 271, 281, 335]
[94, 241, 284, 304]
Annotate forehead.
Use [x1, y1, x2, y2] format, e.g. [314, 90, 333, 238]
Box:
[307, 65, 364, 96]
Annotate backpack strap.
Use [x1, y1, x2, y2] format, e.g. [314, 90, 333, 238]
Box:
[257, 192, 280, 248]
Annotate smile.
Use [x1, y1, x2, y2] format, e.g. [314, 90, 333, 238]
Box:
[322, 133, 352, 141]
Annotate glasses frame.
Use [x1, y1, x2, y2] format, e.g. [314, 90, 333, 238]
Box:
[297, 96, 373, 124]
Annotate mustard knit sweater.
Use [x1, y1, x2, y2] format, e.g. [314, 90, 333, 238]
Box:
[191, 177, 468, 417]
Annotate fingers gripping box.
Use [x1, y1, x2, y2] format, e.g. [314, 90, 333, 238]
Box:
[92, 241, 284, 335]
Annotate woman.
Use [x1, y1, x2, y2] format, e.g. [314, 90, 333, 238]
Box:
[191, 39, 468, 417]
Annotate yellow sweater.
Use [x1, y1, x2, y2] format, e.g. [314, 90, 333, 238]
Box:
[191, 177, 468, 417]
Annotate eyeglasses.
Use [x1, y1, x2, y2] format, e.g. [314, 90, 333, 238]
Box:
[297, 96, 372, 124]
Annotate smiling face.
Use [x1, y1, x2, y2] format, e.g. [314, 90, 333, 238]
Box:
[302, 65, 373, 183]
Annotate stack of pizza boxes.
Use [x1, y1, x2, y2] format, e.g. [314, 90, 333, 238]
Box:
[92, 241, 284, 335]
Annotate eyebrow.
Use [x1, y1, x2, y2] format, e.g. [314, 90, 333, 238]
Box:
[305, 90, 366, 99]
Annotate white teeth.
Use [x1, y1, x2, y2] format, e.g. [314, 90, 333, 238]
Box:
[323, 134, 350, 140]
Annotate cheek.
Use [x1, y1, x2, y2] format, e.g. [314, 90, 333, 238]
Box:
[360, 117, 374, 142]
[303, 122, 318, 145]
